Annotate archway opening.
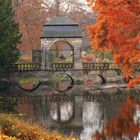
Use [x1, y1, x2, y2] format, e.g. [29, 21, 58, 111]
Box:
[18, 74, 40, 91]
[52, 72, 74, 92]
[48, 41, 74, 63]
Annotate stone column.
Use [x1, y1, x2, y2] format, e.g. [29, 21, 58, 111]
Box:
[41, 39, 51, 69]
[72, 38, 82, 69]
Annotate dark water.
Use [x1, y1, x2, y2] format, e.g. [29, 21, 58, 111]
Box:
[2, 93, 140, 140]
[48, 127, 83, 136]
[15, 97, 126, 140]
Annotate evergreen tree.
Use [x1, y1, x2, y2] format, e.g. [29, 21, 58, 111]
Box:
[0, 0, 21, 77]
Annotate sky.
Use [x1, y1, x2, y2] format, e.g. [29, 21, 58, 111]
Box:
[80, 0, 93, 12]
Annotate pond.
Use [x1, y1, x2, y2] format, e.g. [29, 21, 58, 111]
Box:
[14, 94, 139, 140]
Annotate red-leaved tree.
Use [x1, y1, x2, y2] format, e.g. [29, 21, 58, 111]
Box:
[87, 0, 140, 87]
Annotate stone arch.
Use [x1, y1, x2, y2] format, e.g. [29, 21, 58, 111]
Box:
[18, 74, 40, 91]
[52, 72, 74, 92]
[45, 38, 75, 50]
[48, 41, 74, 63]
[84, 71, 106, 86]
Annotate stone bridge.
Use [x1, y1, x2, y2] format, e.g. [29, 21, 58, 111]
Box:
[0, 15, 140, 129]
[2, 62, 126, 95]
[0, 61, 139, 128]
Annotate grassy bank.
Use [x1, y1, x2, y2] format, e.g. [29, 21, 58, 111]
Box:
[0, 114, 78, 140]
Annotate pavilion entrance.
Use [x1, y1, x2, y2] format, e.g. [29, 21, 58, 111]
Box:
[48, 41, 74, 63]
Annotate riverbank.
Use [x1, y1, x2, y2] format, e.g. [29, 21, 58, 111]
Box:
[0, 114, 78, 140]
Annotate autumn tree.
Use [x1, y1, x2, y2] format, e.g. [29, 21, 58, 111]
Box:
[0, 0, 21, 77]
[12, 0, 96, 58]
[13, 0, 86, 53]
[12, 0, 47, 53]
[87, 0, 140, 87]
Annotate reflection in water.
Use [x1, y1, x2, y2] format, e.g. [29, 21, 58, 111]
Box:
[50, 103, 58, 121]
[17, 97, 140, 140]
[60, 102, 73, 121]
[80, 102, 104, 140]
[134, 105, 140, 140]
[50, 102, 73, 122]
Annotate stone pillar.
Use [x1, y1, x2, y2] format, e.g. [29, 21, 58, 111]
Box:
[72, 38, 82, 69]
[41, 47, 45, 70]
[41, 39, 51, 69]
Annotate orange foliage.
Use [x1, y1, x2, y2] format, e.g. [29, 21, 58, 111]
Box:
[13, 0, 47, 52]
[92, 131, 102, 140]
[87, 0, 140, 87]
[12, 0, 96, 54]
[128, 76, 140, 88]
[82, 52, 102, 62]
[0, 114, 78, 140]
[93, 97, 140, 140]
[82, 54, 96, 62]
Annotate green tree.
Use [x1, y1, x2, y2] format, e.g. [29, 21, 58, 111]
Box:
[0, 0, 21, 77]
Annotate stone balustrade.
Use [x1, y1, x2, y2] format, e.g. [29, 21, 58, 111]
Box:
[6, 62, 140, 71]
[7, 63, 41, 71]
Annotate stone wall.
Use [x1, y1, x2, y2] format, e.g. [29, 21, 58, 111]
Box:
[41, 38, 82, 69]
[0, 70, 125, 95]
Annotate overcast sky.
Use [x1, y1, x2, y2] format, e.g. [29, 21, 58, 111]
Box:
[80, 0, 92, 12]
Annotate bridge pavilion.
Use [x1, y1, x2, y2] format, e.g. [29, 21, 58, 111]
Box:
[37, 15, 83, 69]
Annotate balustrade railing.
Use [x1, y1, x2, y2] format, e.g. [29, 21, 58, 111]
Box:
[7, 62, 140, 71]
[7, 63, 74, 71]
[8, 63, 41, 71]
[82, 62, 140, 71]
[49, 63, 74, 71]
[83, 63, 116, 70]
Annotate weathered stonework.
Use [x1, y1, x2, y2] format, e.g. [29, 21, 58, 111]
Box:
[41, 38, 82, 69]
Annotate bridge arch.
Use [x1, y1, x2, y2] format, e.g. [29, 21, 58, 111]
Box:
[84, 72, 106, 86]
[52, 72, 74, 92]
[18, 74, 40, 91]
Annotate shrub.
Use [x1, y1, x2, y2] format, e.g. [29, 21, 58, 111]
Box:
[0, 114, 78, 140]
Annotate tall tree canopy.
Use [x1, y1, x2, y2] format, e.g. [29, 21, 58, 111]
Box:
[13, 0, 47, 52]
[87, 0, 140, 87]
[0, 0, 21, 77]
[12, 0, 96, 53]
